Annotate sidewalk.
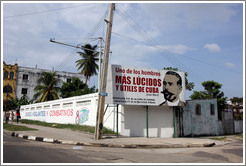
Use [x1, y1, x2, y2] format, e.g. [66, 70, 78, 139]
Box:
[5, 122, 223, 149]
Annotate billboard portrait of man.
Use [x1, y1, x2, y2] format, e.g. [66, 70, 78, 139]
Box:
[159, 71, 185, 106]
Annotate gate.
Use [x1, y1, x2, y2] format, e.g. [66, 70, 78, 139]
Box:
[221, 109, 235, 135]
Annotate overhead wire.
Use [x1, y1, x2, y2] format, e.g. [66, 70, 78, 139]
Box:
[4, 4, 96, 19]
[112, 31, 242, 75]
[115, 5, 205, 85]
[54, 7, 109, 72]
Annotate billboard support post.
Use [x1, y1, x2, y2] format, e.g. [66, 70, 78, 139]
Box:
[146, 106, 149, 138]
[116, 104, 119, 137]
[173, 107, 176, 138]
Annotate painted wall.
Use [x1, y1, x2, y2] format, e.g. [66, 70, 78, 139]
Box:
[234, 120, 243, 133]
[20, 93, 174, 138]
[120, 105, 173, 137]
[183, 99, 220, 136]
[20, 93, 117, 131]
[19, 95, 243, 137]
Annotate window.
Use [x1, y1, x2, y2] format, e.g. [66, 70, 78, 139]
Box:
[210, 104, 215, 115]
[23, 74, 28, 80]
[67, 78, 71, 83]
[195, 104, 201, 115]
[3, 85, 12, 93]
[21, 88, 28, 95]
[4, 71, 8, 79]
[10, 72, 14, 79]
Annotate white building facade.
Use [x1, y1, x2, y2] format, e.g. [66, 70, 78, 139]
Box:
[16, 66, 87, 101]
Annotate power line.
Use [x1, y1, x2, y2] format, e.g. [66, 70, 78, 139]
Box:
[115, 5, 204, 83]
[4, 4, 95, 19]
[53, 8, 108, 72]
[112, 32, 242, 75]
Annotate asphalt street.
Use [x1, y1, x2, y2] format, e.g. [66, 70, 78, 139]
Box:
[3, 131, 243, 163]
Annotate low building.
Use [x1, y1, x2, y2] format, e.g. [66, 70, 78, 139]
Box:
[20, 96, 243, 138]
[181, 99, 223, 137]
[20, 93, 175, 138]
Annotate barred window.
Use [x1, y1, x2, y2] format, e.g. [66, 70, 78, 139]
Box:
[23, 74, 28, 80]
[195, 104, 201, 116]
[210, 104, 215, 115]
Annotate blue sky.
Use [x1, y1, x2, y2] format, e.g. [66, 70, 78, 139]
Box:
[2, 1, 244, 99]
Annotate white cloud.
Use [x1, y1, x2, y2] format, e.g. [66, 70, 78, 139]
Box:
[225, 62, 235, 67]
[161, 44, 194, 55]
[204, 43, 221, 52]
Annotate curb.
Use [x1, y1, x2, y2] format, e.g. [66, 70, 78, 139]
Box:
[11, 132, 216, 149]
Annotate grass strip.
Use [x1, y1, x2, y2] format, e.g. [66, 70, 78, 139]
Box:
[3, 123, 38, 131]
[19, 119, 116, 135]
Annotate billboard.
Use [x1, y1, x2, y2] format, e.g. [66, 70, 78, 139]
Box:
[105, 65, 186, 106]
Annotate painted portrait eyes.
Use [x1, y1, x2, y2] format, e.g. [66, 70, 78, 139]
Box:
[168, 82, 173, 86]
[163, 81, 173, 86]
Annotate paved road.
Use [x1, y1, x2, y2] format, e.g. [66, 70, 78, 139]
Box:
[3, 132, 112, 163]
[3, 131, 243, 163]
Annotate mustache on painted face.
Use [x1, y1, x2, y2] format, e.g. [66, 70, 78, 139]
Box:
[161, 89, 177, 102]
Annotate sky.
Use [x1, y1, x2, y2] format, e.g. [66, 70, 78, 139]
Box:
[2, 1, 244, 100]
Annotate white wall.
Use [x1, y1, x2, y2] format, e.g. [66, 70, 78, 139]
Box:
[21, 93, 97, 125]
[20, 93, 175, 138]
[183, 99, 220, 136]
[234, 120, 243, 133]
[120, 105, 173, 137]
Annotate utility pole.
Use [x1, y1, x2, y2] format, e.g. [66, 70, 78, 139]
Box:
[98, 37, 103, 88]
[94, 3, 115, 140]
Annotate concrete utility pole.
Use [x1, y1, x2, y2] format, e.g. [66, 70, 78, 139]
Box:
[98, 37, 103, 88]
[95, 3, 115, 140]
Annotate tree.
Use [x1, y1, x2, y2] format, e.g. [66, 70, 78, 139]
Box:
[190, 80, 227, 119]
[60, 77, 97, 98]
[163, 67, 194, 91]
[230, 97, 243, 104]
[76, 44, 99, 84]
[4, 95, 33, 111]
[33, 72, 61, 103]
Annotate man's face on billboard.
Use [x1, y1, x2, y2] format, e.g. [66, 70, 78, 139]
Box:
[163, 74, 182, 102]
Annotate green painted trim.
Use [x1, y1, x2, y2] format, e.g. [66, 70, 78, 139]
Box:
[146, 106, 149, 138]
[173, 107, 176, 138]
[116, 104, 119, 137]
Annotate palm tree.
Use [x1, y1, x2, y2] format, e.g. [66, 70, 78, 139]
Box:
[33, 72, 61, 103]
[4, 96, 32, 111]
[76, 44, 99, 84]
